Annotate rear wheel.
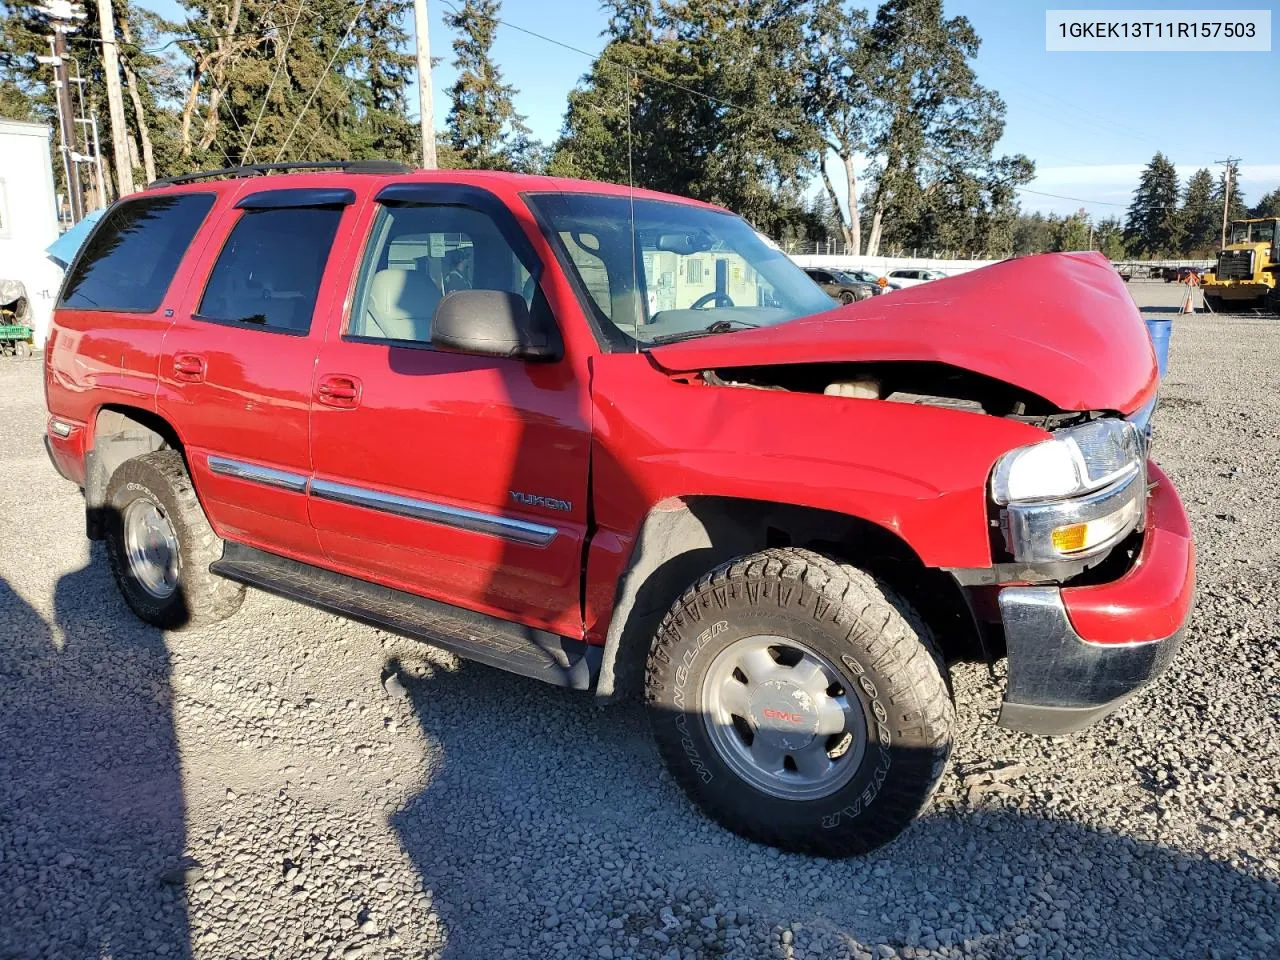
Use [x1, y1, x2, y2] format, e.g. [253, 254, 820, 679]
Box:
[104, 450, 244, 629]
[839, 290, 856, 305]
[645, 548, 953, 857]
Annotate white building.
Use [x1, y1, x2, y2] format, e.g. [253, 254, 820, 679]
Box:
[0, 119, 64, 346]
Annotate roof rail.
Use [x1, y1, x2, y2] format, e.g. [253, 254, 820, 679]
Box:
[147, 160, 414, 189]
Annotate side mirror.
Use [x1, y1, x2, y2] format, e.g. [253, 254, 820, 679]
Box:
[430, 289, 561, 362]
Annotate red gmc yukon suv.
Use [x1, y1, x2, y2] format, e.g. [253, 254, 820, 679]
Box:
[44, 162, 1195, 857]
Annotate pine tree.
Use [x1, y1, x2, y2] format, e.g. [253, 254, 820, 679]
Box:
[1094, 216, 1127, 259]
[344, 0, 418, 163]
[1180, 168, 1218, 256]
[444, 0, 532, 170]
[1052, 209, 1091, 252]
[176, 0, 376, 167]
[1124, 153, 1182, 257]
[1251, 189, 1280, 220]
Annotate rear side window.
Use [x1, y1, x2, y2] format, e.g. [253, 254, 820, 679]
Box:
[59, 193, 215, 311]
[197, 207, 343, 334]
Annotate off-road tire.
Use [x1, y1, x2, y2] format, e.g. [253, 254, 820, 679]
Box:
[104, 450, 244, 630]
[645, 547, 953, 857]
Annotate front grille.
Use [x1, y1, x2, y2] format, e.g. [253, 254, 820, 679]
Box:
[1217, 249, 1254, 280]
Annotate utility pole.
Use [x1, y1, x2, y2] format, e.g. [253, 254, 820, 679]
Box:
[1215, 156, 1241, 249]
[412, 0, 437, 169]
[37, 2, 86, 223]
[97, 0, 134, 195]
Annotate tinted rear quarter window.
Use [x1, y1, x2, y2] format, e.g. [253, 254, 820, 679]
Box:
[197, 207, 344, 334]
[59, 193, 215, 311]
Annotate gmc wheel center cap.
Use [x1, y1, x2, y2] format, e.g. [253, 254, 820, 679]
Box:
[748, 679, 820, 751]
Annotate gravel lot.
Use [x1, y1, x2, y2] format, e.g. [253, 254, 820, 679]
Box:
[2, 285, 1278, 960]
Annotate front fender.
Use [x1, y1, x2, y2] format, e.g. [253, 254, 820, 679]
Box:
[583, 354, 1049, 688]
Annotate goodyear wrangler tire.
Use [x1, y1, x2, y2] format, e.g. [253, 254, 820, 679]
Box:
[103, 450, 244, 630]
[644, 547, 953, 856]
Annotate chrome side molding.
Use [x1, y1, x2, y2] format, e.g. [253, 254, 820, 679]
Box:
[208, 456, 309, 493]
[310, 478, 557, 546]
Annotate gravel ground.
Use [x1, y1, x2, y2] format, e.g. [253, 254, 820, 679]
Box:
[2, 286, 1278, 960]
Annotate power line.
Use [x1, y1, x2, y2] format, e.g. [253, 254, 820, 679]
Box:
[1016, 186, 1127, 208]
[245, 0, 308, 162]
[439, 0, 803, 133]
[274, 0, 368, 162]
[980, 63, 1203, 157]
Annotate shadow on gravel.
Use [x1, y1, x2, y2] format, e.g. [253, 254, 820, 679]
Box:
[0, 554, 192, 959]
[388, 654, 1279, 960]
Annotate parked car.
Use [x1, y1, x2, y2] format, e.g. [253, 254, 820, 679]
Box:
[887, 268, 949, 287]
[803, 268, 877, 304]
[45, 163, 1193, 858]
[837, 268, 903, 291]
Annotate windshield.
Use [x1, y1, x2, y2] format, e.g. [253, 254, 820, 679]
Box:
[527, 193, 832, 347]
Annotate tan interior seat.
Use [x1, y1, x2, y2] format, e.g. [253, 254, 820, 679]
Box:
[365, 268, 441, 342]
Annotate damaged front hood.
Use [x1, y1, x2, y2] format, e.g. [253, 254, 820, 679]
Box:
[649, 251, 1158, 414]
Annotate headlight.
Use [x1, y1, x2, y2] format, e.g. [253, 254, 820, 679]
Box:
[992, 419, 1142, 505]
[993, 419, 1146, 564]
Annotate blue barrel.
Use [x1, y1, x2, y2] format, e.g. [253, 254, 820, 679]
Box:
[1144, 318, 1172, 379]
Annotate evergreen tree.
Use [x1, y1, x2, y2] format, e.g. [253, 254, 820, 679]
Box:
[1180, 168, 1218, 256]
[1050, 209, 1091, 252]
[0, 1, 54, 124]
[444, 0, 532, 170]
[1124, 153, 1182, 256]
[552, 0, 817, 234]
[1094, 216, 1127, 259]
[0, 0, 178, 196]
[1251, 189, 1280, 220]
[1011, 212, 1053, 256]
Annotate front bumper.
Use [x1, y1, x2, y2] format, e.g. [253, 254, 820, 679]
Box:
[997, 463, 1194, 735]
[1204, 280, 1273, 300]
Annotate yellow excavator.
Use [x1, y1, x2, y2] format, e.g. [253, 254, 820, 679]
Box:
[1201, 217, 1279, 311]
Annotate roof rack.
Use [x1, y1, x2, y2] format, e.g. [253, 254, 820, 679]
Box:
[147, 160, 414, 189]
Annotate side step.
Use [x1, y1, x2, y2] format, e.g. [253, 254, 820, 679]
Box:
[211, 543, 600, 690]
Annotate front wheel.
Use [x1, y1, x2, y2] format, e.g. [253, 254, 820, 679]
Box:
[104, 450, 245, 630]
[645, 548, 953, 857]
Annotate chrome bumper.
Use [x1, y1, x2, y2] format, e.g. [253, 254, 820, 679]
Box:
[997, 585, 1184, 735]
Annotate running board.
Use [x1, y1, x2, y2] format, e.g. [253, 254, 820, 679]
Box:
[211, 543, 600, 690]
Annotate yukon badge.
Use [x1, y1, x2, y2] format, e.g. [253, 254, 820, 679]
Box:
[510, 490, 573, 513]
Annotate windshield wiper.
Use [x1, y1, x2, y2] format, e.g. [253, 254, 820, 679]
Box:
[648, 317, 761, 345]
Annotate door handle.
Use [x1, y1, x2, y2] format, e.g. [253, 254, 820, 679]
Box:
[316, 374, 361, 409]
[172, 353, 207, 383]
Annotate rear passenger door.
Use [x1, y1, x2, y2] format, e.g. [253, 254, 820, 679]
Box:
[308, 184, 591, 638]
[157, 187, 357, 560]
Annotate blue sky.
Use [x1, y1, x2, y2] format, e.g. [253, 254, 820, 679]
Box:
[140, 0, 1279, 219]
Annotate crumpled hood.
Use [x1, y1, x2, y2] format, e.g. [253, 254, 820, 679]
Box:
[649, 251, 1158, 414]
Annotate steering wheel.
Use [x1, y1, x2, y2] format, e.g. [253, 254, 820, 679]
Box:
[691, 291, 735, 310]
